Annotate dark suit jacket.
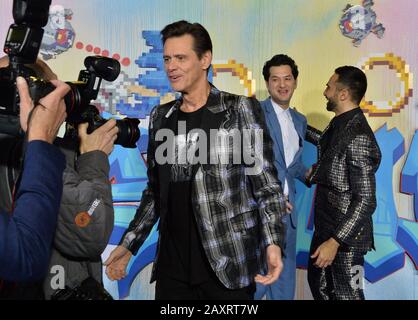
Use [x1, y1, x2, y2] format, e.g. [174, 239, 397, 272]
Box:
[306, 108, 381, 252]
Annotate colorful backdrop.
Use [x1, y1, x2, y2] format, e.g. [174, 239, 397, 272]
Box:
[1, 0, 417, 300]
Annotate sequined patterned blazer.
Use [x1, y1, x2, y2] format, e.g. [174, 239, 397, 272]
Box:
[306, 109, 381, 252]
[120, 86, 287, 289]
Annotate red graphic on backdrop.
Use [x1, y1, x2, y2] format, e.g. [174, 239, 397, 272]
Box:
[75, 41, 131, 66]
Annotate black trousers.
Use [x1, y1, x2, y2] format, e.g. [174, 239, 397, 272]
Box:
[155, 273, 255, 300]
[308, 238, 365, 300]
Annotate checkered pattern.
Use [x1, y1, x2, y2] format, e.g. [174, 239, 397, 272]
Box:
[308, 236, 366, 300]
[307, 110, 381, 252]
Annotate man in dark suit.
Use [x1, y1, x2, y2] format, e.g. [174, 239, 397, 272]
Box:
[306, 66, 381, 300]
[105, 20, 289, 300]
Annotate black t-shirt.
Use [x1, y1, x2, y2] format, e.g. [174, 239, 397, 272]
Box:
[157, 105, 213, 285]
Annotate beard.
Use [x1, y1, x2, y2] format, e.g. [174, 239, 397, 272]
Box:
[326, 99, 337, 111]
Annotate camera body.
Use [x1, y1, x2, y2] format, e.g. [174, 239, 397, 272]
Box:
[0, 0, 51, 136]
[0, 0, 140, 148]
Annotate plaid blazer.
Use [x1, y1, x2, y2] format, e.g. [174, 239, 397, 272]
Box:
[120, 86, 287, 289]
[306, 109, 381, 252]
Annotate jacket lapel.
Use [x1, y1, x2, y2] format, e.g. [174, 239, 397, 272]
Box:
[157, 100, 181, 226]
[288, 108, 304, 168]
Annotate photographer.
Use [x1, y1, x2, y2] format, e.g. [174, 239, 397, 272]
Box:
[0, 74, 69, 282]
[0, 56, 117, 299]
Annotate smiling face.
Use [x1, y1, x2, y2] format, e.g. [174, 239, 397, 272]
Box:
[266, 65, 297, 109]
[163, 34, 211, 94]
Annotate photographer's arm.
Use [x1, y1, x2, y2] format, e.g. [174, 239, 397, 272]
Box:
[53, 120, 118, 258]
[0, 77, 69, 281]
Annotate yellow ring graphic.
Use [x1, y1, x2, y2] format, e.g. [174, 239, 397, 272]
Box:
[213, 60, 256, 97]
[360, 53, 413, 117]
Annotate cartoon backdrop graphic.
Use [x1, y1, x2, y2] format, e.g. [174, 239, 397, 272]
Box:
[1, 0, 417, 299]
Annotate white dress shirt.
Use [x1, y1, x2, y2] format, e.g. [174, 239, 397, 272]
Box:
[271, 98, 300, 196]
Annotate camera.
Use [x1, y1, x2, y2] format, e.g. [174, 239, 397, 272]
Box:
[0, 0, 140, 148]
[29, 56, 141, 148]
[0, 0, 51, 136]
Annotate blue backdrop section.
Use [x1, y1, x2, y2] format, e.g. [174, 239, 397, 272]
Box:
[365, 125, 404, 282]
[401, 130, 418, 219]
[136, 30, 173, 95]
[398, 130, 418, 269]
[109, 145, 148, 202]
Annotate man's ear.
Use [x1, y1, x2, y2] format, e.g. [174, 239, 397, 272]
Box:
[339, 87, 350, 102]
[201, 50, 212, 71]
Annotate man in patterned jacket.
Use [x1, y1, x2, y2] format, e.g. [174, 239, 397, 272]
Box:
[104, 20, 289, 300]
[306, 66, 381, 300]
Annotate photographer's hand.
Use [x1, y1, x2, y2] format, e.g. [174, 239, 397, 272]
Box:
[16, 77, 69, 143]
[78, 119, 118, 155]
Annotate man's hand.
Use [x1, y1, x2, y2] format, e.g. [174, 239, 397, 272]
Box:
[78, 119, 118, 155]
[254, 244, 283, 285]
[305, 166, 313, 180]
[16, 77, 34, 133]
[104, 245, 132, 281]
[310, 238, 340, 268]
[285, 200, 293, 214]
[16, 77, 69, 143]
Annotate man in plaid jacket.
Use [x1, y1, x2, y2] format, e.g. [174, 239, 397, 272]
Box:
[105, 20, 289, 300]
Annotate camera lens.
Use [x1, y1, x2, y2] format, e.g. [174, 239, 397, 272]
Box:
[63, 82, 86, 118]
[115, 118, 140, 148]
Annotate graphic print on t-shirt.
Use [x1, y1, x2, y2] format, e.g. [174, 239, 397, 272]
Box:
[171, 131, 200, 182]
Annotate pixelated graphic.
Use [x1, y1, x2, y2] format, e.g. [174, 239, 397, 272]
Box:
[339, 0, 385, 47]
[136, 31, 173, 96]
[212, 60, 256, 97]
[40, 5, 75, 60]
[359, 53, 414, 117]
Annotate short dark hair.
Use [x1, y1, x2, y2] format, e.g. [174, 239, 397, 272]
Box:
[161, 20, 212, 59]
[262, 54, 299, 81]
[334, 66, 367, 105]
